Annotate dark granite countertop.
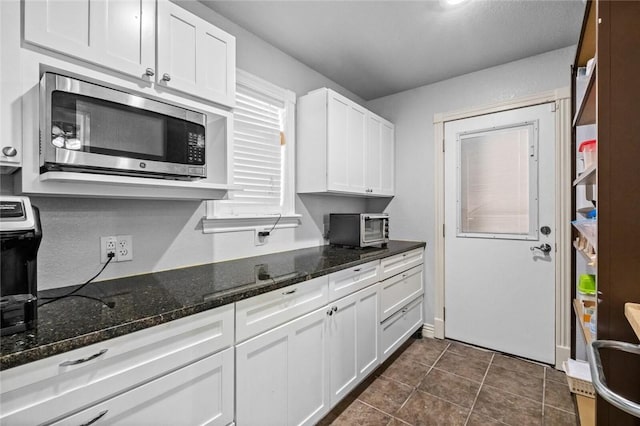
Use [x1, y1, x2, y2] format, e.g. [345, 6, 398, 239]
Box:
[0, 240, 425, 371]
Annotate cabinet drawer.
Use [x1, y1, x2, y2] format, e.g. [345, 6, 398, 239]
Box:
[379, 248, 424, 281]
[328, 260, 380, 302]
[51, 347, 234, 426]
[380, 265, 424, 321]
[380, 296, 423, 362]
[0, 304, 234, 425]
[235, 275, 329, 343]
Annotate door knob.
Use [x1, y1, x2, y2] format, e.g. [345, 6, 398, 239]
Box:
[2, 146, 17, 157]
[530, 243, 552, 254]
[162, 73, 171, 82]
[145, 67, 155, 77]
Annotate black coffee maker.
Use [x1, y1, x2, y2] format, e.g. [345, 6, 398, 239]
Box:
[0, 196, 42, 336]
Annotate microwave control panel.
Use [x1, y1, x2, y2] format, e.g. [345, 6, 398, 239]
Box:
[187, 132, 205, 165]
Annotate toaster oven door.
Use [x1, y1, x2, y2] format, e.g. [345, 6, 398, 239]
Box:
[361, 215, 387, 245]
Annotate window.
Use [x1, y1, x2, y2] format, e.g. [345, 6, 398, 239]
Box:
[205, 70, 298, 232]
[457, 122, 539, 240]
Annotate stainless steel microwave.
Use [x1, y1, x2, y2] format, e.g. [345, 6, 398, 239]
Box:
[39, 72, 207, 180]
[329, 213, 389, 248]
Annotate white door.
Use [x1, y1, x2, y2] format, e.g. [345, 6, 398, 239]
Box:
[444, 102, 556, 364]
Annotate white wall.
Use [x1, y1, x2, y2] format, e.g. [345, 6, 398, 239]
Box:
[366, 45, 575, 327]
[1, 1, 368, 290]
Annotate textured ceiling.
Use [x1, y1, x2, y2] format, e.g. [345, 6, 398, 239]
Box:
[202, 0, 585, 100]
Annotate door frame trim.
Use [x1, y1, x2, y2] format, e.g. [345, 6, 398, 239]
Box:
[433, 88, 572, 368]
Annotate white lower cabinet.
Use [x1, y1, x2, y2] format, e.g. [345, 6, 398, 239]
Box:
[327, 283, 380, 405]
[51, 347, 234, 426]
[236, 307, 329, 426]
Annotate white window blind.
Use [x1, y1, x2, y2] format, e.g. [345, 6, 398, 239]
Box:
[209, 70, 296, 219]
[232, 86, 285, 210]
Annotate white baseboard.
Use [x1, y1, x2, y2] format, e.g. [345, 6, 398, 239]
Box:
[555, 345, 571, 370]
[422, 323, 435, 338]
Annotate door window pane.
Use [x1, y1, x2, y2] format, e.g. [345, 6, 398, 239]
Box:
[458, 123, 538, 239]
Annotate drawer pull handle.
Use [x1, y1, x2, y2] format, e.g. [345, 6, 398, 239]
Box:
[353, 268, 361, 272]
[282, 289, 297, 295]
[333, 306, 338, 313]
[60, 349, 108, 367]
[402, 273, 408, 278]
[402, 308, 408, 313]
[79, 410, 109, 426]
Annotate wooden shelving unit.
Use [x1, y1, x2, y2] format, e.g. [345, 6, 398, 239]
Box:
[570, 0, 640, 424]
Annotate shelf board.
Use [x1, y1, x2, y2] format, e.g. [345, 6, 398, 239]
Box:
[575, 0, 597, 67]
[37, 171, 241, 200]
[573, 66, 597, 126]
[576, 394, 595, 426]
[573, 241, 597, 267]
[573, 299, 594, 344]
[573, 163, 597, 186]
[577, 206, 596, 214]
[625, 303, 640, 341]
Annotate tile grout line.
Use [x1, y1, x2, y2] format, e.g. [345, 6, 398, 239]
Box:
[385, 341, 452, 425]
[463, 352, 495, 426]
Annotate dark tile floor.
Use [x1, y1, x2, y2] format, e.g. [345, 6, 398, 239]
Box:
[319, 337, 578, 426]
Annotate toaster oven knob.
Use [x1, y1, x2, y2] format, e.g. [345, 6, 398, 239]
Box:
[2, 146, 17, 157]
[162, 73, 171, 82]
[145, 67, 155, 77]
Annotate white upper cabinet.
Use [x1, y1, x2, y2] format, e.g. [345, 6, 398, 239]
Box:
[24, 0, 156, 80]
[327, 92, 367, 193]
[156, 0, 235, 107]
[297, 88, 395, 197]
[0, 0, 21, 173]
[23, 0, 236, 108]
[367, 113, 395, 196]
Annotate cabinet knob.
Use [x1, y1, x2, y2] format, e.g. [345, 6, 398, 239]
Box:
[2, 146, 17, 157]
[145, 67, 155, 77]
[162, 73, 171, 82]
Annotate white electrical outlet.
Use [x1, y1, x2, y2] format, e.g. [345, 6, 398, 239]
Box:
[255, 229, 269, 246]
[100, 236, 117, 263]
[116, 235, 133, 262]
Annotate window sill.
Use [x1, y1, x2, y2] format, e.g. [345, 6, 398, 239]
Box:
[202, 214, 302, 234]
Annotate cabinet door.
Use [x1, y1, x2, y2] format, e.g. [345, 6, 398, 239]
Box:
[366, 114, 395, 196]
[327, 92, 366, 194]
[380, 120, 395, 196]
[50, 348, 234, 426]
[366, 114, 383, 194]
[24, 0, 155, 80]
[236, 308, 329, 426]
[156, 0, 236, 107]
[328, 283, 380, 405]
[0, 0, 20, 171]
[90, 0, 156, 79]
